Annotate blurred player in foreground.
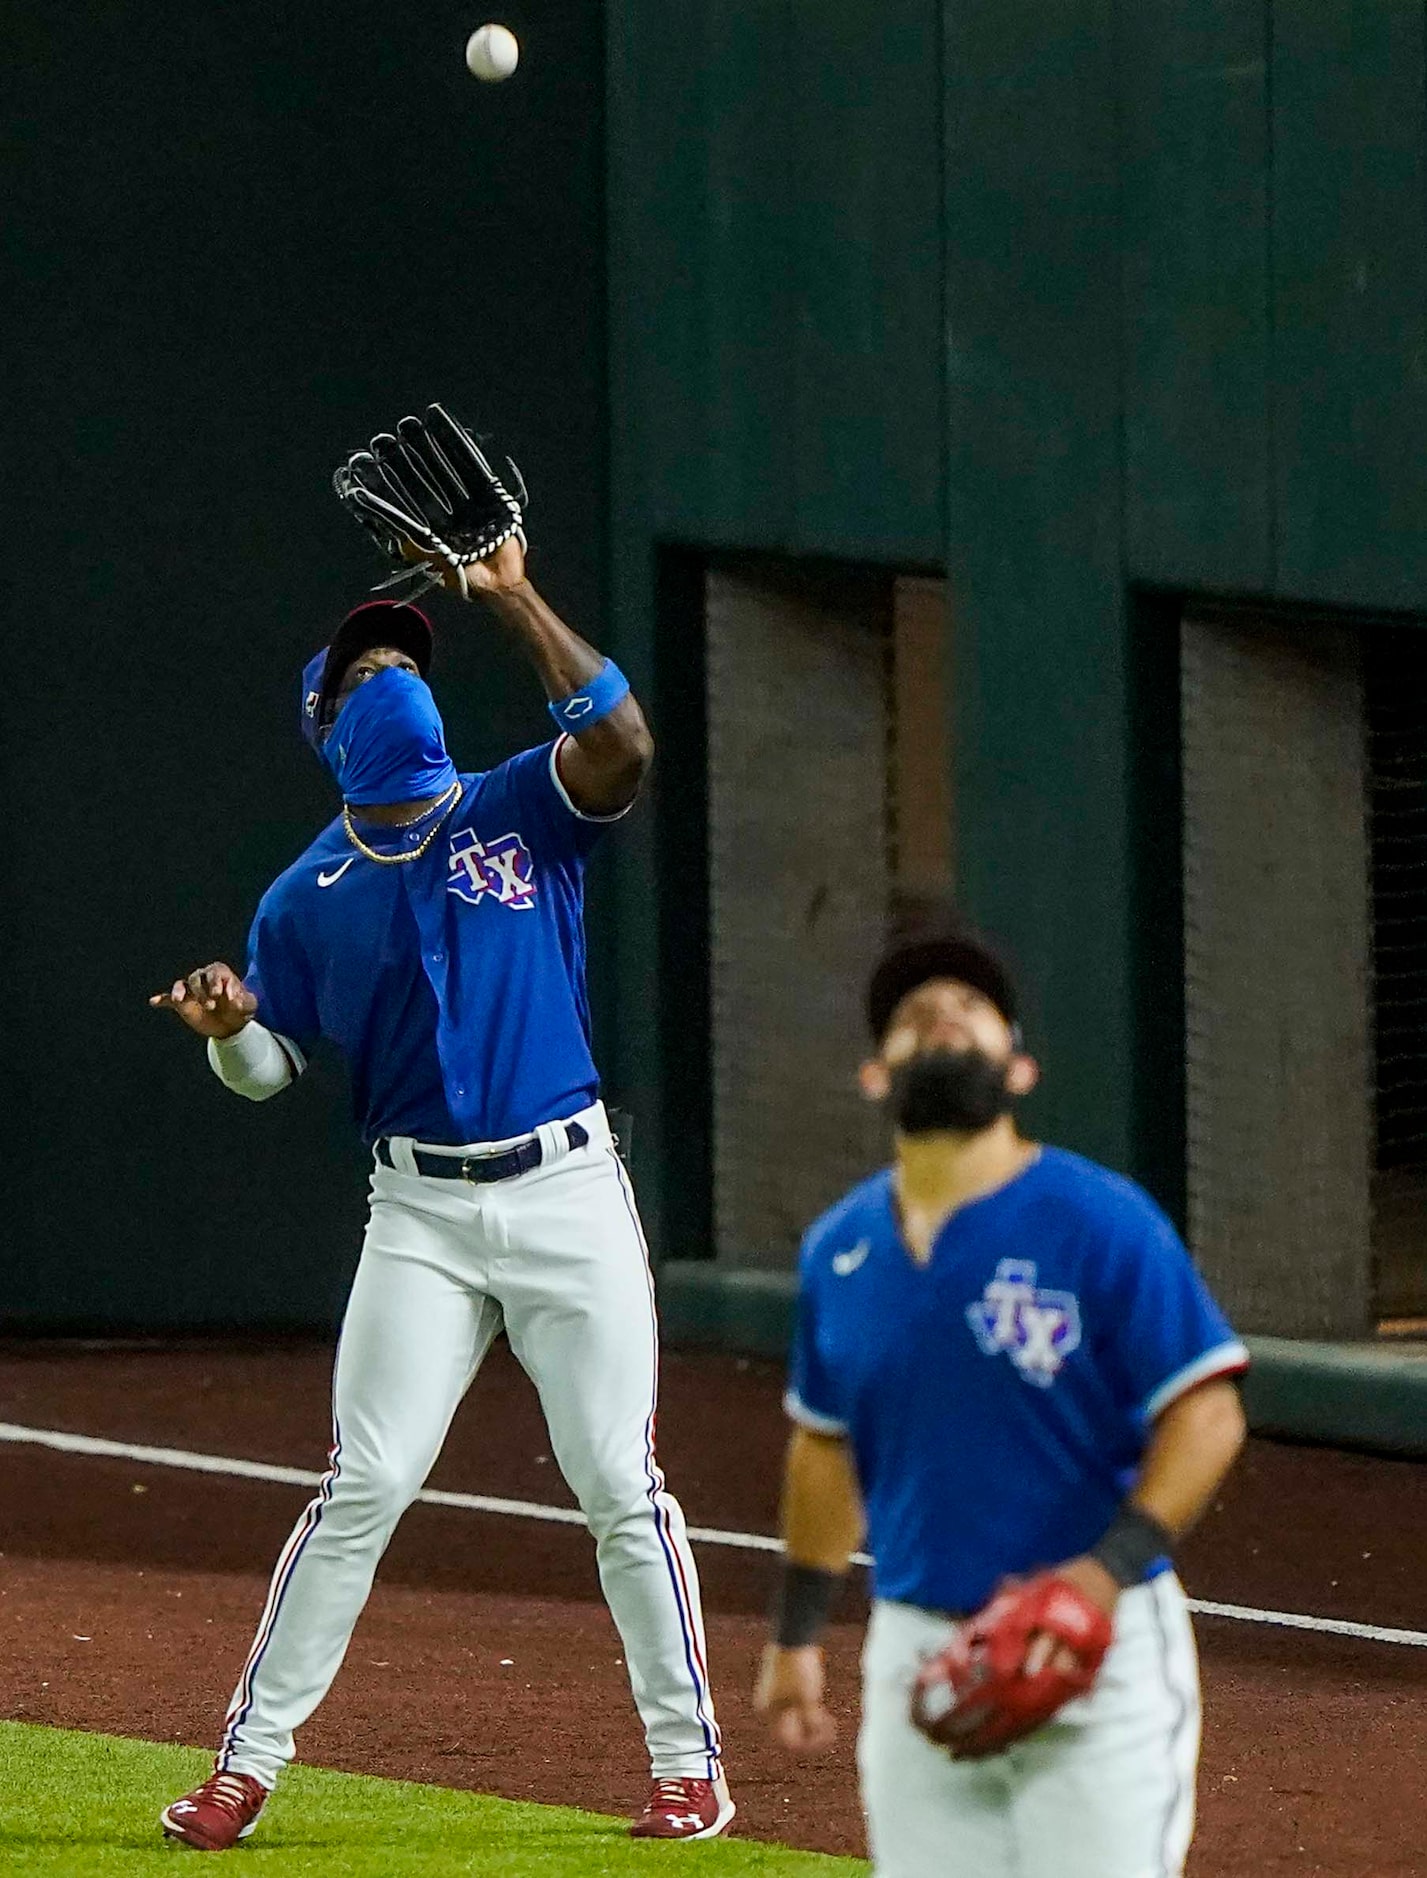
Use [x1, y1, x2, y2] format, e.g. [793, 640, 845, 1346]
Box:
[150, 410, 729, 1850]
[755, 906, 1248, 1877]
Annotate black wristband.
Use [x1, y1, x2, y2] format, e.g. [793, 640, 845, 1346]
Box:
[1089, 1504, 1174, 1588]
[771, 1563, 843, 1648]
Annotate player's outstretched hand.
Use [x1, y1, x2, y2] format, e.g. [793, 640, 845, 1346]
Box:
[400, 531, 527, 598]
[452, 532, 526, 595]
[149, 963, 257, 1040]
[754, 1643, 837, 1753]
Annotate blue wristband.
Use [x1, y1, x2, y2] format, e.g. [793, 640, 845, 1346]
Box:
[548, 659, 631, 735]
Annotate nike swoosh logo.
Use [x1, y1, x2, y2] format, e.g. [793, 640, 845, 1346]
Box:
[832, 1240, 870, 1277]
[317, 857, 356, 888]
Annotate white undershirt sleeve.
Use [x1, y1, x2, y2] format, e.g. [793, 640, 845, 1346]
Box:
[206, 1023, 304, 1102]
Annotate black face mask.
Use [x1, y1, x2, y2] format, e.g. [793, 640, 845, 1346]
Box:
[887, 1047, 1013, 1135]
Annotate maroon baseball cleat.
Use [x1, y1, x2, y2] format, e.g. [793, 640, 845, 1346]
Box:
[629, 1774, 736, 1840]
[160, 1768, 269, 1850]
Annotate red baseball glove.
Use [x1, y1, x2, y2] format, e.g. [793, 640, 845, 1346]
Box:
[909, 1572, 1114, 1759]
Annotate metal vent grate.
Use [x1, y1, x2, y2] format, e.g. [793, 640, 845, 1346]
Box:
[1367, 627, 1427, 1317]
[704, 564, 891, 1270]
[1181, 609, 1373, 1337]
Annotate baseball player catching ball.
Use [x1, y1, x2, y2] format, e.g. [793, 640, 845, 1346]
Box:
[755, 904, 1249, 1877]
[151, 407, 731, 1850]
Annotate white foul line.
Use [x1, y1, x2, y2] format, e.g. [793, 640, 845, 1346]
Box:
[1183, 1598, 1427, 1648]
[2, 1420, 1424, 1651]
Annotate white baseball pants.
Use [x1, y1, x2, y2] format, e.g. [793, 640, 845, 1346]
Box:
[859, 1576, 1201, 1878]
[216, 1103, 722, 1790]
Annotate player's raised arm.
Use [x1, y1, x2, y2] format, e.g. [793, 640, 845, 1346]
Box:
[455, 538, 653, 818]
[334, 401, 653, 818]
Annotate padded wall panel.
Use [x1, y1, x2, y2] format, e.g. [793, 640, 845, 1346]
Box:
[944, 0, 1133, 1170]
[1122, 0, 1272, 589]
[1272, 0, 1427, 609]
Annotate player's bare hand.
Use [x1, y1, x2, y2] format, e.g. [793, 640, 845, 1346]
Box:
[754, 1643, 837, 1753]
[1023, 1556, 1120, 1677]
[149, 963, 257, 1039]
[398, 534, 527, 598]
[456, 534, 527, 595]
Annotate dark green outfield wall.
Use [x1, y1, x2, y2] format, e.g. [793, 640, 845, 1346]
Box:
[606, 0, 946, 1255]
[952, 0, 1426, 1178]
[7, 0, 1424, 1324]
[608, 0, 1427, 1251]
[3, 2, 607, 1328]
[607, 0, 945, 565]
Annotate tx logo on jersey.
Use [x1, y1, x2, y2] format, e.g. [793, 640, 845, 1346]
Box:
[447, 828, 537, 909]
[966, 1258, 1081, 1388]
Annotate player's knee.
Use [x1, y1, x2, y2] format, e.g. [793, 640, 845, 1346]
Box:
[327, 1453, 423, 1527]
[585, 1480, 674, 1547]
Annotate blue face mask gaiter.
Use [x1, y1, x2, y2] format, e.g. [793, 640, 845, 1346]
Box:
[323, 666, 460, 806]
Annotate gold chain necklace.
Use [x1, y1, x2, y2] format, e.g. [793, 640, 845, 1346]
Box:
[342, 778, 462, 867]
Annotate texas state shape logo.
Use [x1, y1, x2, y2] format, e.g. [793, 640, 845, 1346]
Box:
[447, 828, 537, 909]
[966, 1259, 1082, 1387]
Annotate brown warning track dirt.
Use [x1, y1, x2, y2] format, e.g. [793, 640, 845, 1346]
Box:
[1, 1340, 1424, 1873]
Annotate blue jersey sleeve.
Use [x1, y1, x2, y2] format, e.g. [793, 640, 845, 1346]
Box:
[785, 1245, 850, 1435]
[1096, 1200, 1248, 1421]
[245, 891, 320, 1055]
[487, 740, 632, 864]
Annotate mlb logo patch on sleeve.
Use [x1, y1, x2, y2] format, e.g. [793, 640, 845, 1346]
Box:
[966, 1259, 1082, 1387]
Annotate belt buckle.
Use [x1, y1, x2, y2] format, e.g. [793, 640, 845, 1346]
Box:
[459, 1132, 539, 1184]
[459, 1143, 510, 1183]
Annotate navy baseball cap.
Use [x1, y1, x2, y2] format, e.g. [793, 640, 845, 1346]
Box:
[866, 897, 1020, 1042]
[299, 601, 433, 750]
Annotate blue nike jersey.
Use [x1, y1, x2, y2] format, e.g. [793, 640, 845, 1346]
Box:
[243, 740, 620, 1144]
[787, 1148, 1248, 1614]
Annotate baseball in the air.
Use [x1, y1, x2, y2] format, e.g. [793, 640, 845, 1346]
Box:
[466, 23, 520, 82]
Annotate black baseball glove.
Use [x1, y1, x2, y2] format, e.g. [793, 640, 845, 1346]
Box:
[333, 403, 527, 598]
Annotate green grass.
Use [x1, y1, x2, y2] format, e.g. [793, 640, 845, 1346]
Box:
[0, 1723, 866, 1876]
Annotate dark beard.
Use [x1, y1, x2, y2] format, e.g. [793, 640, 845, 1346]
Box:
[888, 1047, 1013, 1135]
